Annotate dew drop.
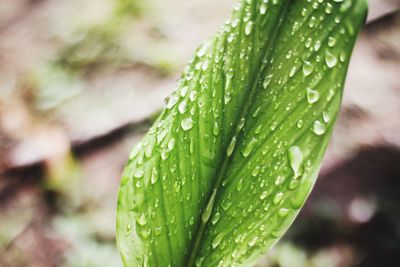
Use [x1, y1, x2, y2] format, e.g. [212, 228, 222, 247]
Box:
[248, 237, 258, 247]
[236, 178, 244, 192]
[260, 4, 267, 15]
[314, 40, 321, 51]
[252, 166, 260, 177]
[313, 120, 326, 135]
[288, 146, 304, 178]
[197, 42, 211, 57]
[260, 191, 268, 200]
[136, 213, 147, 226]
[226, 137, 237, 156]
[213, 122, 220, 136]
[288, 179, 300, 190]
[306, 88, 320, 104]
[328, 36, 336, 47]
[211, 211, 220, 225]
[189, 91, 198, 102]
[212, 233, 224, 249]
[323, 111, 330, 123]
[275, 175, 285, 186]
[254, 125, 262, 135]
[178, 101, 187, 114]
[278, 208, 289, 217]
[302, 61, 314, 76]
[325, 51, 338, 68]
[167, 138, 175, 151]
[166, 94, 179, 109]
[273, 192, 284, 205]
[296, 120, 304, 129]
[134, 170, 144, 178]
[263, 74, 273, 89]
[289, 66, 297, 77]
[151, 168, 158, 184]
[201, 190, 216, 223]
[180, 86, 188, 97]
[241, 137, 258, 157]
[181, 117, 194, 131]
[245, 21, 253, 35]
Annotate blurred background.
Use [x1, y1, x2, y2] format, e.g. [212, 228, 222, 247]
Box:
[0, 0, 399, 266]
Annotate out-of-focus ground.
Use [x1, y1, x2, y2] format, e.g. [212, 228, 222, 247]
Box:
[0, 0, 399, 266]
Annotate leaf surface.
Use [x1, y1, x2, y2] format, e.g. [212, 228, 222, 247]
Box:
[116, 0, 367, 266]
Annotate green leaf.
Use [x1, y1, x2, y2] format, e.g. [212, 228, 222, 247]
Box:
[116, 0, 367, 266]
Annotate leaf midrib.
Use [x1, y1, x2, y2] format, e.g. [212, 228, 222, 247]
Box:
[185, 1, 292, 265]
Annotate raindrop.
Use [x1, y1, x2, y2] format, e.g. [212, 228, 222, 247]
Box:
[313, 120, 326, 135]
[306, 88, 320, 104]
[288, 179, 300, 190]
[241, 137, 258, 157]
[166, 94, 179, 109]
[273, 192, 284, 205]
[226, 137, 237, 156]
[212, 233, 224, 249]
[197, 42, 211, 57]
[189, 91, 198, 102]
[252, 166, 260, 177]
[323, 111, 330, 123]
[296, 120, 304, 128]
[248, 237, 258, 247]
[212, 212, 220, 225]
[288, 146, 304, 178]
[201, 190, 216, 223]
[263, 74, 273, 88]
[245, 21, 253, 35]
[181, 118, 194, 131]
[136, 213, 147, 226]
[328, 36, 336, 47]
[260, 4, 267, 15]
[151, 168, 158, 184]
[325, 51, 338, 68]
[302, 61, 314, 76]
[278, 208, 289, 217]
[213, 122, 220, 136]
[178, 101, 187, 114]
[259, 191, 268, 200]
[167, 138, 175, 151]
[236, 178, 244, 192]
[134, 170, 144, 178]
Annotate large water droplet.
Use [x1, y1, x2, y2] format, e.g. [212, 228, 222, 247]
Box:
[252, 166, 260, 177]
[213, 122, 220, 136]
[167, 138, 175, 151]
[212, 233, 224, 249]
[151, 168, 158, 184]
[325, 51, 338, 68]
[134, 170, 144, 178]
[178, 101, 187, 114]
[302, 61, 314, 76]
[226, 137, 237, 156]
[263, 74, 273, 89]
[259, 191, 268, 200]
[181, 118, 194, 131]
[307, 88, 320, 104]
[189, 91, 198, 102]
[201, 190, 216, 223]
[288, 146, 304, 178]
[245, 21, 253, 35]
[273, 192, 284, 205]
[313, 120, 326, 135]
[136, 213, 147, 226]
[248, 236, 258, 247]
[241, 138, 258, 157]
[166, 94, 179, 109]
